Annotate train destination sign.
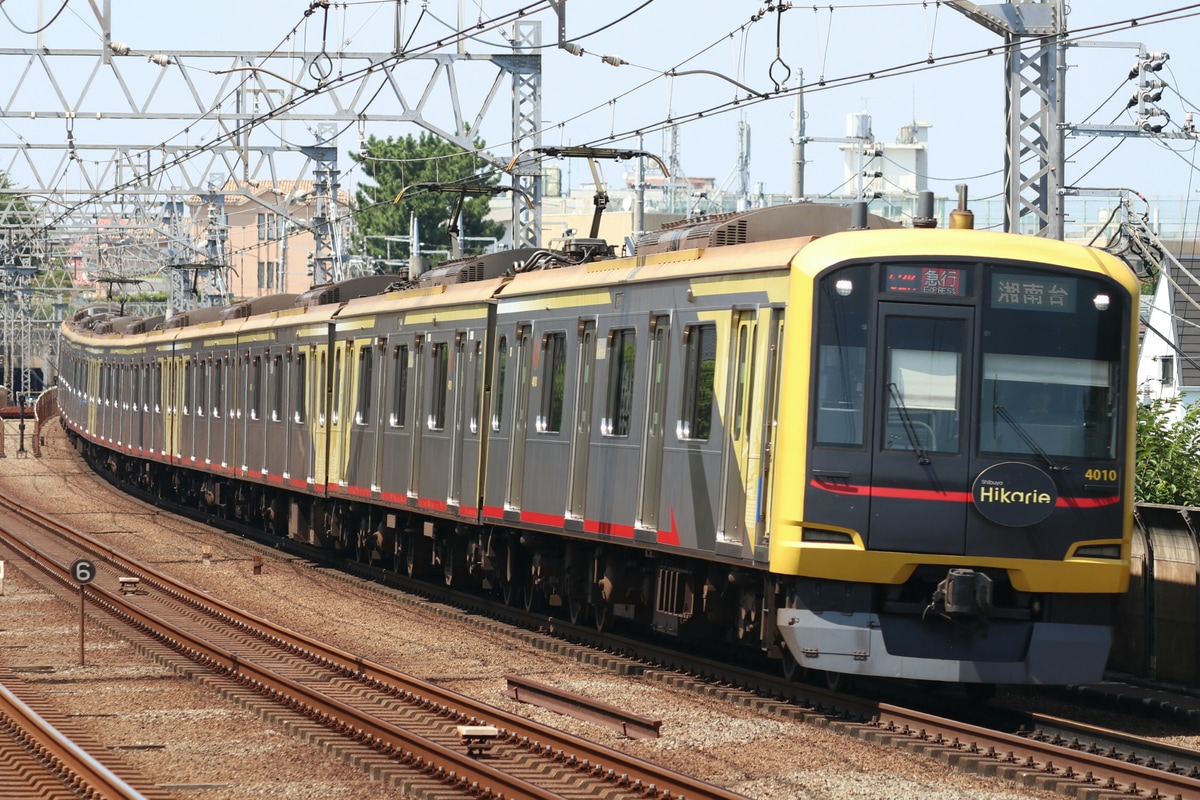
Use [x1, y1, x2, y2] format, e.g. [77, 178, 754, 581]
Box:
[884, 266, 968, 297]
[990, 274, 1076, 313]
[971, 462, 1058, 527]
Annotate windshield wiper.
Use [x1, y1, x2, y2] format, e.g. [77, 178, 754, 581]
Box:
[992, 403, 1069, 472]
[886, 382, 931, 465]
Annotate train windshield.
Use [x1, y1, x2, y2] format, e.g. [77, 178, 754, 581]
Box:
[977, 268, 1124, 460]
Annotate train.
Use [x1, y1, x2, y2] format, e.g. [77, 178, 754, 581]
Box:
[57, 200, 1139, 687]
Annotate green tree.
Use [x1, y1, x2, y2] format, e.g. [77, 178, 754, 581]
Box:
[350, 132, 506, 270]
[1135, 397, 1200, 505]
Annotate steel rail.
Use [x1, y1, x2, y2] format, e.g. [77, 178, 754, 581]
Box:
[0, 681, 150, 800]
[872, 702, 1200, 799]
[0, 485, 751, 800]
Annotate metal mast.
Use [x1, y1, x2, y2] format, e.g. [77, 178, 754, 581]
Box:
[950, 1, 1065, 238]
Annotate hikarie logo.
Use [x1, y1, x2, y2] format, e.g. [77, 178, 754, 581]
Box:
[971, 462, 1058, 527]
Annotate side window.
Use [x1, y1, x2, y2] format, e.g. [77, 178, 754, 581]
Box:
[602, 329, 636, 437]
[678, 324, 716, 441]
[318, 351, 328, 427]
[492, 335, 507, 431]
[389, 345, 408, 428]
[183, 360, 192, 416]
[537, 332, 567, 434]
[294, 353, 307, 423]
[332, 347, 343, 425]
[271, 355, 284, 422]
[428, 342, 448, 431]
[196, 361, 206, 417]
[212, 359, 223, 418]
[470, 341, 483, 434]
[355, 344, 373, 425]
[250, 355, 264, 420]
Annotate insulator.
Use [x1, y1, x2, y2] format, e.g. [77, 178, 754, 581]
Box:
[560, 43, 584, 57]
[109, 42, 131, 56]
[601, 54, 627, 67]
[148, 53, 172, 67]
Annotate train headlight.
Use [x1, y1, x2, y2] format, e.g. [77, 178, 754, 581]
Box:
[1093, 294, 1110, 311]
[835, 279, 853, 297]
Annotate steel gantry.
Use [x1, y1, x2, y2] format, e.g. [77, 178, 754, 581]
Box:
[0, 1, 545, 382]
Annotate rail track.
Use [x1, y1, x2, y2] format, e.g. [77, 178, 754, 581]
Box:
[13, 446, 1200, 800]
[0, 483, 751, 800]
[0, 665, 168, 800]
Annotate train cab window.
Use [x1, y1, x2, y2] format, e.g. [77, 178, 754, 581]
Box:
[294, 353, 307, 424]
[428, 342, 448, 431]
[492, 336, 507, 432]
[602, 329, 636, 437]
[679, 324, 716, 441]
[389, 345, 407, 428]
[979, 270, 1123, 460]
[883, 317, 964, 454]
[271, 355, 284, 422]
[814, 265, 871, 446]
[355, 345, 373, 425]
[537, 332, 567, 434]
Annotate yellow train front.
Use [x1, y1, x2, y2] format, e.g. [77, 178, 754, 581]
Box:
[770, 228, 1138, 684]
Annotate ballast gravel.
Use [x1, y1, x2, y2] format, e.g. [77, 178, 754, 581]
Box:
[0, 423, 1073, 799]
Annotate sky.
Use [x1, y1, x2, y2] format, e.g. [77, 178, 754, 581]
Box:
[2, 1, 1200, 226]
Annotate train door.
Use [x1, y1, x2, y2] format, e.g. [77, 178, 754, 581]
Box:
[754, 309, 785, 555]
[718, 310, 759, 545]
[566, 320, 597, 527]
[867, 304, 973, 554]
[327, 340, 351, 488]
[448, 334, 468, 506]
[505, 325, 532, 513]
[313, 344, 330, 489]
[636, 315, 671, 534]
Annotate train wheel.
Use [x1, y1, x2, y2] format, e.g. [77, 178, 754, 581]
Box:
[780, 647, 802, 683]
[566, 596, 590, 625]
[824, 670, 850, 693]
[594, 602, 614, 632]
[501, 579, 517, 606]
[523, 581, 541, 612]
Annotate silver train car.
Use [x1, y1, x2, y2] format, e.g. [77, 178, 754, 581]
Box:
[59, 203, 1139, 686]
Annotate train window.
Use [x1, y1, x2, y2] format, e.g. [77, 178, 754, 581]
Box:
[332, 348, 344, 426]
[197, 361, 206, 418]
[318, 352, 328, 427]
[537, 332, 567, 434]
[389, 345, 407, 428]
[355, 345, 373, 425]
[211, 360, 222, 418]
[732, 320, 755, 441]
[492, 336, 507, 431]
[250, 355, 264, 421]
[814, 265, 870, 447]
[979, 270, 1124, 460]
[679, 324, 716, 441]
[883, 317, 964, 455]
[429, 342, 448, 431]
[470, 341, 483, 434]
[272, 355, 284, 422]
[294, 353, 306, 424]
[602, 329, 636, 437]
[183, 360, 192, 416]
[154, 362, 162, 414]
